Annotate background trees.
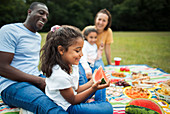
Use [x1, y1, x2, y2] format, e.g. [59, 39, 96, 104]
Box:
[0, 0, 170, 31]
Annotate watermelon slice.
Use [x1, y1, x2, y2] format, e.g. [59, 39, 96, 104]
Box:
[92, 66, 109, 84]
[125, 98, 165, 114]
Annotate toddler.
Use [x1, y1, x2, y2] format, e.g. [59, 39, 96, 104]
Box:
[79, 28, 104, 80]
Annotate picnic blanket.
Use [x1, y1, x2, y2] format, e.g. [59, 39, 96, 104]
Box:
[105, 64, 170, 114]
[0, 64, 170, 114]
[0, 95, 20, 114]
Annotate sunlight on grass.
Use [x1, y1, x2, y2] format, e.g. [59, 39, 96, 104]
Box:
[40, 32, 170, 73]
[40, 33, 47, 48]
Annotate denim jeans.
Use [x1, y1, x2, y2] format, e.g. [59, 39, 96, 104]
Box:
[1, 82, 68, 114]
[67, 101, 113, 114]
[79, 59, 106, 101]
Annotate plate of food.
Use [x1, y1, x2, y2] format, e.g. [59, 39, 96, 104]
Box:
[132, 80, 157, 88]
[131, 72, 149, 80]
[154, 79, 170, 103]
[155, 88, 170, 103]
[154, 80, 170, 103]
[111, 71, 126, 78]
[123, 86, 152, 99]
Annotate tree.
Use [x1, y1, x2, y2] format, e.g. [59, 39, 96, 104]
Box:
[0, 0, 170, 31]
[111, 0, 170, 31]
[0, 0, 27, 28]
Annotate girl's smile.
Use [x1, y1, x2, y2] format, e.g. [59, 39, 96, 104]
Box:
[86, 32, 97, 45]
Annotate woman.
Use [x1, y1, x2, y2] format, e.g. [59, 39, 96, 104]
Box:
[82, 8, 114, 66]
[79, 9, 114, 102]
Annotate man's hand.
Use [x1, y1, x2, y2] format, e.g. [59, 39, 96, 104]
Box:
[34, 77, 46, 92]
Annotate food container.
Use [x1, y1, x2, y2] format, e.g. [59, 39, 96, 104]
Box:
[123, 86, 152, 99]
[154, 88, 170, 103]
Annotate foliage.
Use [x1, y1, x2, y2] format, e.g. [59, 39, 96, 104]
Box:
[46, 0, 93, 31]
[112, 0, 170, 31]
[0, 0, 170, 31]
[0, 0, 27, 25]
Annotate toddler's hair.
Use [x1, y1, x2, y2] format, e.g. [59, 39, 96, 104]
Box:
[83, 28, 98, 41]
[40, 25, 83, 77]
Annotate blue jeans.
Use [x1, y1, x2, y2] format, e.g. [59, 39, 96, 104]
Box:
[79, 59, 106, 101]
[67, 101, 113, 114]
[1, 82, 68, 114]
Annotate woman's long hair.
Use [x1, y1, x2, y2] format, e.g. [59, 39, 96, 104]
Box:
[40, 25, 83, 77]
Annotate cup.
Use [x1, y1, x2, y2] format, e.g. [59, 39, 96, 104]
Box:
[114, 57, 122, 65]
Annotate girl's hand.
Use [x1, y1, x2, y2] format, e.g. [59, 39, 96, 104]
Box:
[99, 43, 104, 51]
[88, 78, 94, 85]
[92, 79, 110, 90]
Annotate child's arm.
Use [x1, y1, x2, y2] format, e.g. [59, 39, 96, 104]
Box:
[81, 62, 92, 79]
[80, 42, 93, 79]
[60, 80, 110, 105]
[76, 79, 93, 93]
[96, 43, 104, 60]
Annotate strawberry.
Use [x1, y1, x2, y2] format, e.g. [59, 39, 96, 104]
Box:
[125, 67, 130, 72]
[120, 67, 125, 71]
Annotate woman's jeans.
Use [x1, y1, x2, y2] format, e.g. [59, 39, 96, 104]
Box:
[67, 101, 113, 114]
[1, 81, 67, 114]
[79, 59, 106, 101]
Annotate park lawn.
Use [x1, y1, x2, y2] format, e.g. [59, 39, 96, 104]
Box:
[40, 32, 170, 73]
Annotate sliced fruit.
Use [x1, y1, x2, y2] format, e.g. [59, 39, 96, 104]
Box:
[125, 67, 130, 72]
[120, 67, 125, 71]
[125, 98, 165, 114]
[93, 66, 109, 84]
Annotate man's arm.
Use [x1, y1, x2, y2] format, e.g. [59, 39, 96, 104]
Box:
[0, 51, 46, 90]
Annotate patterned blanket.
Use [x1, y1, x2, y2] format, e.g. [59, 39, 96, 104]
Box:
[0, 95, 20, 114]
[105, 64, 170, 114]
[0, 64, 170, 114]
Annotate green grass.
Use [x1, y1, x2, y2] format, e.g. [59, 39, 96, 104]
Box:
[40, 32, 170, 73]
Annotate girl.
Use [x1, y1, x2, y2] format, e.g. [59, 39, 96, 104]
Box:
[79, 28, 104, 80]
[79, 28, 106, 102]
[40, 25, 113, 114]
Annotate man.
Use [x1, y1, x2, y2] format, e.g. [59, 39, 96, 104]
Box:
[0, 2, 67, 114]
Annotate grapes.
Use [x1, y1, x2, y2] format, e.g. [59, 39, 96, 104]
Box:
[115, 80, 131, 87]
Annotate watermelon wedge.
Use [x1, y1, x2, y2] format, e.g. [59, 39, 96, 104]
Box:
[92, 66, 109, 84]
[125, 98, 165, 114]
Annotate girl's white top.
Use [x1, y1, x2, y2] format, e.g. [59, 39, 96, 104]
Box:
[45, 65, 79, 111]
[80, 40, 98, 73]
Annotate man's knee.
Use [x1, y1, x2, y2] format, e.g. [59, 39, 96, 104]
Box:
[33, 95, 66, 114]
